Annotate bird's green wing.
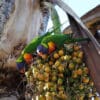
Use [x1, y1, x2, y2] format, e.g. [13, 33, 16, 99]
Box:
[41, 34, 89, 49]
[41, 34, 71, 48]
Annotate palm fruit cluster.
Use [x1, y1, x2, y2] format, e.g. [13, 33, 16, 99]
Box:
[25, 43, 99, 100]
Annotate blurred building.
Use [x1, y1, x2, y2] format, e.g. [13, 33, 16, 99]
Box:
[64, 5, 100, 40]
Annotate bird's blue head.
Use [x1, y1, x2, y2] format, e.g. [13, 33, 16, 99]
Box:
[37, 45, 48, 56]
[16, 62, 25, 70]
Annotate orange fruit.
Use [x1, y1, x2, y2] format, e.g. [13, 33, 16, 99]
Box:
[82, 77, 89, 83]
[51, 75, 57, 82]
[79, 84, 84, 90]
[89, 80, 94, 86]
[37, 73, 44, 81]
[58, 73, 64, 78]
[72, 51, 78, 57]
[55, 60, 61, 67]
[72, 71, 78, 78]
[72, 56, 77, 62]
[49, 61, 53, 66]
[58, 49, 64, 56]
[76, 58, 82, 64]
[58, 64, 65, 72]
[64, 55, 71, 61]
[57, 78, 63, 85]
[83, 67, 89, 74]
[77, 69, 83, 75]
[60, 56, 64, 61]
[44, 72, 49, 82]
[58, 86, 64, 91]
[68, 63, 75, 70]
[78, 51, 84, 58]
[44, 66, 51, 73]
[74, 45, 80, 51]
[53, 53, 59, 59]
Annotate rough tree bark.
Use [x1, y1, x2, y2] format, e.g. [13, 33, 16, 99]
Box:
[0, 0, 51, 69]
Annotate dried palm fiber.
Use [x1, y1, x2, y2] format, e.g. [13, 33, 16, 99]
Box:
[0, 0, 45, 58]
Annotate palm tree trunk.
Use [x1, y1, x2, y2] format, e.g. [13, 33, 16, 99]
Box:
[0, 0, 15, 34]
[0, 0, 50, 69]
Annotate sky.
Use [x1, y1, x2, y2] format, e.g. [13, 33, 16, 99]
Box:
[47, 0, 100, 30]
[64, 0, 100, 17]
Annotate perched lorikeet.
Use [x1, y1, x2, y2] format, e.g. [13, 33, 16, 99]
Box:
[16, 32, 52, 73]
[37, 33, 89, 55]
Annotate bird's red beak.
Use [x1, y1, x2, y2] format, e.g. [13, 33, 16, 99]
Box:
[38, 52, 44, 57]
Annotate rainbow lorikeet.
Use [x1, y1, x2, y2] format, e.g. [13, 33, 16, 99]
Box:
[16, 32, 52, 73]
[37, 34, 89, 55]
